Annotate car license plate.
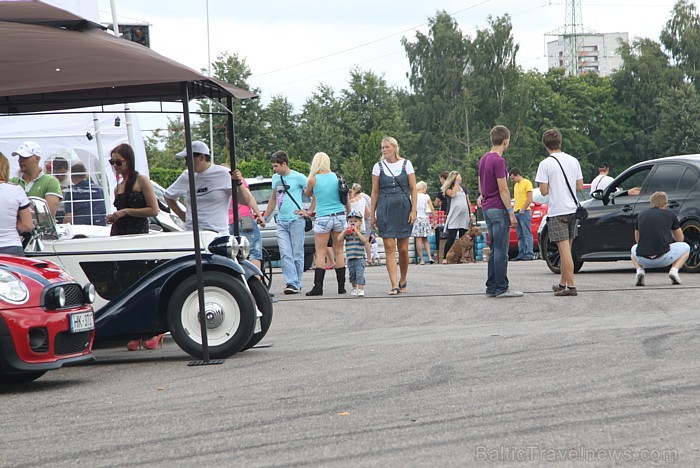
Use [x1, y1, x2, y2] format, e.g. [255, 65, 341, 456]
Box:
[254, 316, 262, 334]
[69, 311, 95, 333]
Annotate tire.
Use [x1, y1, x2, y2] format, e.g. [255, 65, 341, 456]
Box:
[304, 252, 314, 271]
[243, 277, 273, 351]
[540, 227, 583, 274]
[681, 220, 700, 273]
[0, 370, 46, 384]
[167, 272, 256, 359]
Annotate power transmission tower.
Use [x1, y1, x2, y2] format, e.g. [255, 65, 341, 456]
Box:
[545, 0, 587, 76]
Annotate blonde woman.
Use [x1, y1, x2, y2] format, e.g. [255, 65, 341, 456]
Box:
[441, 171, 471, 263]
[349, 183, 372, 263]
[0, 152, 34, 256]
[412, 181, 436, 264]
[304, 152, 349, 296]
[371, 136, 417, 295]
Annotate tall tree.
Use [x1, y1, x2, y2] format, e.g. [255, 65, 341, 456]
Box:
[295, 84, 344, 167]
[653, 83, 700, 155]
[261, 95, 298, 157]
[660, 0, 700, 88]
[402, 11, 471, 178]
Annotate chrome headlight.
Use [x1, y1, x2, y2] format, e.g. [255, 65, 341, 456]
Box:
[237, 236, 250, 260]
[207, 235, 239, 259]
[0, 269, 29, 305]
[83, 283, 96, 304]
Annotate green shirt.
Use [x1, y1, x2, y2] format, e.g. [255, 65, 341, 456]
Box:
[11, 173, 63, 200]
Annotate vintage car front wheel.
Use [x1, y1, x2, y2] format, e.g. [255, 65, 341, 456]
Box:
[167, 272, 256, 359]
[242, 276, 273, 351]
[0, 370, 47, 384]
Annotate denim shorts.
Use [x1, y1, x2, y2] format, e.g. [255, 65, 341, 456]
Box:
[313, 212, 347, 234]
[632, 242, 690, 268]
[230, 222, 263, 260]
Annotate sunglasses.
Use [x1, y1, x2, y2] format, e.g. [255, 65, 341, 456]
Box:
[108, 159, 124, 167]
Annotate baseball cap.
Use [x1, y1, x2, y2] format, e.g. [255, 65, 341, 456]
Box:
[175, 140, 210, 158]
[347, 210, 363, 220]
[12, 141, 42, 158]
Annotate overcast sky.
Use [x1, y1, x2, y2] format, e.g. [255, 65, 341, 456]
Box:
[81, 0, 683, 132]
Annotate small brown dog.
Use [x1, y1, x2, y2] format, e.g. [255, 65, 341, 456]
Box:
[445, 225, 482, 264]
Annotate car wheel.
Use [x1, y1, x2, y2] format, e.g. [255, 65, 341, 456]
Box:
[261, 248, 273, 290]
[304, 252, 314, 271]
[243, 276, 273, 351]
[0, 371, 47, 384]
[681, 220, 700, 273]
[540, 227, 583, 274]
[167, 272, 256, 359]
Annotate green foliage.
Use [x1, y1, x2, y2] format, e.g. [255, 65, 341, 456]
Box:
[653, 83, 700, 155]
[236, 158, 310, 179]
[149, 167, 182, 188]
[661, 0, 700, 89]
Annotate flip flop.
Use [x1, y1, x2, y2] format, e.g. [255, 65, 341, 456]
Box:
[388, 287, 401, 296]
[399, 281, 407, 293]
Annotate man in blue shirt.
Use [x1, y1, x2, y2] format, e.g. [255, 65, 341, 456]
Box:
[263, 151, 308, 294]
[63, 163, 107, 226]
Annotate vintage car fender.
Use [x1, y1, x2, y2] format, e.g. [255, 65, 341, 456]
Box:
[239, 258, 263, 280]
[94, 253, 246, 342]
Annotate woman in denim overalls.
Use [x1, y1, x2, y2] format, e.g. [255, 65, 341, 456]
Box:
[370, 136, 417, 295]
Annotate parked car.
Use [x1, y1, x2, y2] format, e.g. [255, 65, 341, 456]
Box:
[538, 155, 700, 274]
[24, 197, 272, 358]
[0, 255, 95, 384]
[508, 184, 591, 258]
[246, 177, 316, 271]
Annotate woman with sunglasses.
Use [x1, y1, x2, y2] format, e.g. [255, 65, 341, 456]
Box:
[106, 143, 158, 236]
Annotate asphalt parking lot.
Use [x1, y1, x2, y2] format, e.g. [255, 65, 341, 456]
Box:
[1, 259, 698, 466]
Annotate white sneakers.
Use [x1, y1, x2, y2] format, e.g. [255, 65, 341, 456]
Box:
[350, 288, 365, 297]
[635, 268, 681, 285]
[669, 269, 681, 285]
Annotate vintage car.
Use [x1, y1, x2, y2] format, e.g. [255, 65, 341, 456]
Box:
[24, 197, 272, 359]
[0, 254, 95, 384]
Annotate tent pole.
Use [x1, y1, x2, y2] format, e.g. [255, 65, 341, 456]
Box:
[92, 113, 112, 218]
[181, 83, 220, 366]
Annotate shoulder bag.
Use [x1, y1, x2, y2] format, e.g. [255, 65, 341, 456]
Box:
[280, 175, 313, 232]
[337, 174, 349, 205]
[549, 156, 588, 220]
[380, 159, 411, 201]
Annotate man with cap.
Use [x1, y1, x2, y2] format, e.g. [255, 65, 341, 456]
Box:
[590, 162, 614, 193]
[164, 140, 253, 235]
[11, 141, 63, 217]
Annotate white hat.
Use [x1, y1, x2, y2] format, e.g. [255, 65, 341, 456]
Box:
[175, 140, 210, 158]
[12, 141, 42, 158]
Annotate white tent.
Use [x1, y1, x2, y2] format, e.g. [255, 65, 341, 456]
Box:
[0, 107, 148, 215]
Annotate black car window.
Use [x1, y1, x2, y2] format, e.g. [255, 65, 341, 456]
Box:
[248, 182, 272, 205]
[678, 166, 698, 192]
[644, 163, 687, 194]
[612, 166, 652, 194]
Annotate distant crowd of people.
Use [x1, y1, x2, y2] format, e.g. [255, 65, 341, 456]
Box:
[1, 127, 690, 303]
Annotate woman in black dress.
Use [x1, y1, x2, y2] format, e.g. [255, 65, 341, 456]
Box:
[106, 144, 158, 236]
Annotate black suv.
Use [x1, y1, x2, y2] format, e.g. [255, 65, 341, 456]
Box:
[246, 177, 316, 271]
[539, 154, 700, 274]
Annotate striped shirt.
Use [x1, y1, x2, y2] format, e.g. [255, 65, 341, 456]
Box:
[345, 232, 366, 259]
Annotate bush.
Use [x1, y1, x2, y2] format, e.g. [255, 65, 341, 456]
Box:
[149, 167, 182, 188]
[237, 158, 310, 178]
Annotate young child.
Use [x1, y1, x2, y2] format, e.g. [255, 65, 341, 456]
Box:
[338, 211, 369, 296]
[369, 230, 381, 266]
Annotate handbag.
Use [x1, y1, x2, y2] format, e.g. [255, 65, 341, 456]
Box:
[280, 175, 313, 232]
[549, 156, 588, 220]
[240, 215, 256, 231]
[337, 174, 349, 205]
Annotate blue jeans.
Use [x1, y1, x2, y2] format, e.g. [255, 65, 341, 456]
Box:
[484, 208, 511, 295]
[515, 210, 534, 259]
[277, 218, 305, 290]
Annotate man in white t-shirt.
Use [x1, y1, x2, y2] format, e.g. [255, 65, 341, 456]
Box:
[535, 129, 583, 297]
[590, 162, 614, 193]
[164, 140, 252, 235]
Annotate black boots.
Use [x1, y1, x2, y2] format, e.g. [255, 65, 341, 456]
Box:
[306, 268, 325, 296]
[335, 267, 346, 294]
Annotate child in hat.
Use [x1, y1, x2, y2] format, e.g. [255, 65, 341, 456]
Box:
[338, 211, 369, 296]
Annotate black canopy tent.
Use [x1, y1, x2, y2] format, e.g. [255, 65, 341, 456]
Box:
[0, 0, 258, 364]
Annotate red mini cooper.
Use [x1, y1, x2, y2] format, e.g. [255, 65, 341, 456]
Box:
[0, 255, 95, 384]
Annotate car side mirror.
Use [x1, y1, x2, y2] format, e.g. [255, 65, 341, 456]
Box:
[591, 189, 603, 200]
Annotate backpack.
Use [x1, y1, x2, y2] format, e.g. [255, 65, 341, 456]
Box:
[337, 174, 349, 205]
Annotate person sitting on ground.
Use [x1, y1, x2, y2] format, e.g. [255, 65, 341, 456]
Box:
[631, 191, 690, 286]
